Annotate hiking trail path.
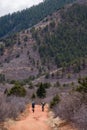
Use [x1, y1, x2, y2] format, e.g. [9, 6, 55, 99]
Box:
[5, 104, 78, 130]
[6, 104, 52, 130]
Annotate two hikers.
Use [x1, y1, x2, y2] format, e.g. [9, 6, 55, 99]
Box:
[31, 101, 46, 112]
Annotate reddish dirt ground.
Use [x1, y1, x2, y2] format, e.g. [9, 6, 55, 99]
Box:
[5, 104, 78, 130]
[7, 105, 52, 130]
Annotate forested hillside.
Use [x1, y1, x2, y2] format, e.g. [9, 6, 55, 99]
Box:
[0, 2, 87, 78]
[33, 3, 87, 68]
[0, 2, 87, 130]
[0, 0, 76, 38]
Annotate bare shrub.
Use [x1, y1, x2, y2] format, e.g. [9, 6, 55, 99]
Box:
[74, 104, 87, 129]
[0, 94, 9, 121]
[0, 93, 28, 121]
[53, 92, 87, 130]
[54, 92, 82, 119]
[6, 96, 28, 119]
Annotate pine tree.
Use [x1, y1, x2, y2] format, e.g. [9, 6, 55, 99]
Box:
[36, 83, 46, 98]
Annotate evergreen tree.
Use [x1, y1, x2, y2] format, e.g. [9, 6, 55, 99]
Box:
[36, 83, 46, 98]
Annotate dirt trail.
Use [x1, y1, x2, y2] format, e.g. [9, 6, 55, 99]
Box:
[6, 105, 52, 130]
[5, 105, 78, 130]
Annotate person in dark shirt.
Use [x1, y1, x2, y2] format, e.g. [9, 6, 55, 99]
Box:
[32, 101, 35, 113]
[41, 102, 45, 112]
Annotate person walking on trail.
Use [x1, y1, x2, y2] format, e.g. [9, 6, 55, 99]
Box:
[32, 101, 35, 113]
[41, 102, 45, 112]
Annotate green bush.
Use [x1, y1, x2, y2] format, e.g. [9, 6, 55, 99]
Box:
[10, 80, 16, 84]
[0, 74, 5, 83]
[7, 82, 26, 97]
[45, 73, 50, 79]
[50, 95, 60, 108]
[76, 77, 87, 93]
[10, 80, 25, 86]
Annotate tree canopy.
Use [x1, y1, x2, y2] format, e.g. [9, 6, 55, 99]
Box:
[0, 0, 75, 38]
[34, 4, 87, 67]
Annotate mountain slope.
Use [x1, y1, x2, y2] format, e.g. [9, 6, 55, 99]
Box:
[0, 0, 76, 38]
[0, 1, 87, 80]
[33, 3, 87, 67]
